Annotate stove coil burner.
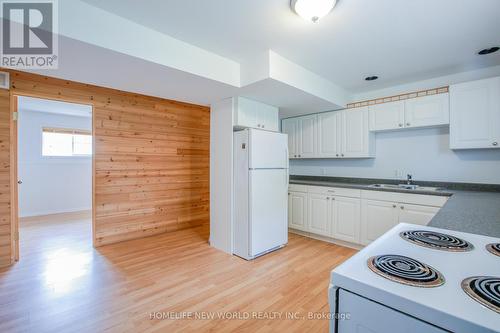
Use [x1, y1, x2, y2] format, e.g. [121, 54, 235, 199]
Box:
[400, 230, 474, 252]
[462, 276, 500, 314]
[367, 255, 445, 288]
[486, 243, 500, 257]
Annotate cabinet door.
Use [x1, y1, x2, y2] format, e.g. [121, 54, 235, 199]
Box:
[398, 204, 440, 226]
[317, 111, 341, 158]
[282, 118, 299, 158]
[235, 97, 258, 128]
[405, 94, 449, 128]
[369, 101, 405, 131]
[360, 200, 399, 245]
[288, 191, 308, 231]
[331, 196, 361, 244]
[257, 104, 279, 131]
[308, 193, 330, 236]
[450, 77, 500, 149]
[342, 107, 373, 158]
[298, 115, 317, 158]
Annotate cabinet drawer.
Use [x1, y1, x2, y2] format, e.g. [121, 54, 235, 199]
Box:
[288, 184, 308, 193]
[361, 190, 448, 207]
[308, 185, 361, 198]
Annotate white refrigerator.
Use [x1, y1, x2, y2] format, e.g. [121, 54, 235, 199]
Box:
[233, 128, 289, 260]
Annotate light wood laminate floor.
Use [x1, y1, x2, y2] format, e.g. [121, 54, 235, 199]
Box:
[0, 213, 357, 333]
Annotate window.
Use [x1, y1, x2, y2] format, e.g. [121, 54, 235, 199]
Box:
[42, 127, 92, 157]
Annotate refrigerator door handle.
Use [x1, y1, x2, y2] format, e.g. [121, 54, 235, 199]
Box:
[285, 148, 289, 188]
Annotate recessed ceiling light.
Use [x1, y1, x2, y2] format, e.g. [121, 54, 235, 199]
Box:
[478, 47, 499, 55]
[291, 0, 337, 23]
[365, 76, 379, 81]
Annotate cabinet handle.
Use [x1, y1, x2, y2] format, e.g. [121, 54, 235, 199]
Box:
[298, 155, 301, 158]
[493, 142, 498, 146]
[326, 197, 330, 200]
[332, 197, 335, 201]
[400, 206, 405, 210]
[341, 154, 344, 157]
[398, 123, 403, 127]
[406, 123, 411, 126]
[262, 125, 265, 128]
[327, 190, 336, 193]
[294, 155, 297, 158]
[336, 154, 339, 157]
[392, 204, 397, 208]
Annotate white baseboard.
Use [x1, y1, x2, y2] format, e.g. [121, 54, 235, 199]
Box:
[289, 228, 364, 251]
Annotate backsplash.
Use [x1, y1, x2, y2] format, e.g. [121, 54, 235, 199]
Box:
[290, 127, 500, 185]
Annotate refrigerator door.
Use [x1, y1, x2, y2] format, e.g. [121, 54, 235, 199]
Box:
[249, 168, 288, 257]
[249, 129, 288, 169]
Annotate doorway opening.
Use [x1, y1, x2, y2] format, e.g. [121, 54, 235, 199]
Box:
[15, 96, 93, 262]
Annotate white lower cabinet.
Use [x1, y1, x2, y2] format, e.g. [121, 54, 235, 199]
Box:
[331, 196, 361, 244]
[398, 203, 440, 226]
[361, 200, 442, 245]
[361, 200, 399, 245]
[288, 191, 308, 231]
[308, 194, 331, 236]
[288, 186, 445, 247]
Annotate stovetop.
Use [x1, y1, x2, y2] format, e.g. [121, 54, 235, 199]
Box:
[330, 223, 500, 333]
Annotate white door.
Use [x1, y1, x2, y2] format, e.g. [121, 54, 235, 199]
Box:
[405, 94, 449, 128]
[288, 191, 307, 231]
[369, 101, 405, 131]
[249, 129, 288, 169]
[331, 196, 361, 244]
[249, 169, 288, 256]
[317, 111, 341, 158]
[282, 118, 298, 158]
[361, 200, 399, 245]
[398, 204, 440, 226]
[342, 107, 370, 158]
[298, 115, 317, 158]
[450, 77, 500, 149]
[308, 193, 330, 236]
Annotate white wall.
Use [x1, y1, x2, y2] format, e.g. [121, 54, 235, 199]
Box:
[18, 110, 92, 217]
[290, 127, 500, 184]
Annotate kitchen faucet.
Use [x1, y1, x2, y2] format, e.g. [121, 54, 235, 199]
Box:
[406, 174, 413, 185]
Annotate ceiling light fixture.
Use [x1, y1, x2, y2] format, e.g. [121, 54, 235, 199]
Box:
[291, 0, 337, 23]
[478, 47, 499, 55]
[365, 76, 379, 81]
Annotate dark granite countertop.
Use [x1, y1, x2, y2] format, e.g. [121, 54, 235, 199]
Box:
[290, 176, 500, 238]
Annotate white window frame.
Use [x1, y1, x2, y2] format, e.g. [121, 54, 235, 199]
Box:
[41, 127, 92, 158]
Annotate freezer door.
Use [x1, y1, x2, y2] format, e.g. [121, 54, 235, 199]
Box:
[249, 129, 288, 169]
[249, 169, 288, 256]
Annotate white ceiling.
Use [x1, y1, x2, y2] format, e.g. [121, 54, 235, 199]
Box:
[81, 0, 500, 93]
[18, 96, 92, 118]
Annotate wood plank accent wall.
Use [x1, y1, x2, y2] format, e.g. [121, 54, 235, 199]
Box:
[0, 89, 11, 267]
[0, 70, 210, 265]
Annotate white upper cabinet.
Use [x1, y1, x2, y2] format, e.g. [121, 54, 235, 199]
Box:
[450, 77, 500, 150]
[282, 107, 374, 159]
[342, 107, 375, 158]
[233, 97, 279, 131]
[369, 101, 405, 131]
[282, 118, 299, 158]
[368, 94, 450, 132]
[405, 94, 450, 128]
[298, 115, 317, 158]
[317, 111, 341, 158]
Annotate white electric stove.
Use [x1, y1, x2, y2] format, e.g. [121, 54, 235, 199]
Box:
[329, 223, 500, 333]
